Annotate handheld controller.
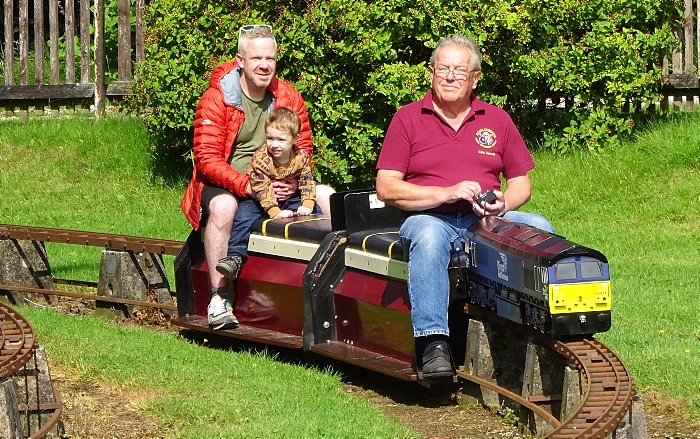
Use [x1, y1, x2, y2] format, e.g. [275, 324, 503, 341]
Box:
[474, 190, 496, 205]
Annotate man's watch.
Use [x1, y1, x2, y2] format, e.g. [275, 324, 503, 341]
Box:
[497, 209, 506, 217]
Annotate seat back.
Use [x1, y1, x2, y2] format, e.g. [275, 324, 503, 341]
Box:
[330, 189, 402, 235]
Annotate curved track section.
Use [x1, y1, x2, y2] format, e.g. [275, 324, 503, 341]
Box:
[0, 302, 37, 378]
[0, 302, 62, 439]
[459, 304, 633, 439]
[548, 338, 633, 438]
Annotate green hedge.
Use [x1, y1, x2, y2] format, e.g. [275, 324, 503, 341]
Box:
[127, 0, 682, 190]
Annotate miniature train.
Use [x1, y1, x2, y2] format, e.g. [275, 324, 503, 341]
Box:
[172, 189, 611, 381]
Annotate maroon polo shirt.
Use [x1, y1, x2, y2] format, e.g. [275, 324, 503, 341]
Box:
[376, 90, 535, 213]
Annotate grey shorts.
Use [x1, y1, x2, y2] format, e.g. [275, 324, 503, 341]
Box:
[200, 185, 243, 227]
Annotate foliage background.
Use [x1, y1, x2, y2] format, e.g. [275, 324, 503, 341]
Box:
[127, 0, 682, 189]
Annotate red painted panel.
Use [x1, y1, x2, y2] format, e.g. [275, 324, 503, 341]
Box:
[191, 257, 210, 317]
[241, 254, 306, 288]
[335, 269, 410, 313]
[190, 253, 305, 335]
[334, 294, 414, 363]
[332, 269, 414, 363]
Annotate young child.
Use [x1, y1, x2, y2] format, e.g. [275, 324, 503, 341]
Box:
[208, 107, 321, 328]
[247, 107, 317, 219]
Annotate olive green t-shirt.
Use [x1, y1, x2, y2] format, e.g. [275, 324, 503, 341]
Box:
[229, 91, 272, 174]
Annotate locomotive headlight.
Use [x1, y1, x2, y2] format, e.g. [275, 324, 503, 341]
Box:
[596, 282, 611, 305]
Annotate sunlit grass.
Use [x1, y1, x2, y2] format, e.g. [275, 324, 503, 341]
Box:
[19, 307, 417, 439]
[0, 115, 190, 281]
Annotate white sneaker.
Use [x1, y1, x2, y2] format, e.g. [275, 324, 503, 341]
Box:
[207, 294, 238, 330]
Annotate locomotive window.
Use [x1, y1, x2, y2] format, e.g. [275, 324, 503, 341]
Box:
[554, 262, 577, 280]
[581, 260, 603, 278]
[524, 268, 535, 290]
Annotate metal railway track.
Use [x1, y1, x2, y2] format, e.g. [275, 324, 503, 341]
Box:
[0, 301, 62, 438]
[548, 339, 633, 438]
[1, 224, 635, 437]
[0, 224, 183, 256]
[0, 302, 36, 378]
[459, 304, 633, 438]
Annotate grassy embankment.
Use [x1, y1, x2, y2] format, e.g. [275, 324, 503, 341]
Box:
[1, 113, 699, 436]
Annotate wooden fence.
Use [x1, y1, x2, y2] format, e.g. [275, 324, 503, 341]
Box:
[1, 0, 698, 120]
[662, 0, 700, 111]
[1, 0, 144, 120]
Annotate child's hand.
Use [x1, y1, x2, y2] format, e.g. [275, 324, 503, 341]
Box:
[297, 206, 312, 216]
[274, 209, 294, 219]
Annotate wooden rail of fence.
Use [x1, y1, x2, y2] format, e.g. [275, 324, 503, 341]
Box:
[1, 0, 698, 120]
[1, 0, 144, 121]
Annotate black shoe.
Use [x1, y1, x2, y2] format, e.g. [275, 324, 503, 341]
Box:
[216, 255, 243, 280]
[422, 340, 453, 379]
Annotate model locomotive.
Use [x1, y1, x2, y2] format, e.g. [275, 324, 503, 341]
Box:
[172, 189, 611, 381]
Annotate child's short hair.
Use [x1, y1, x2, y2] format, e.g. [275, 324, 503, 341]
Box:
[265, 107, 301, 139]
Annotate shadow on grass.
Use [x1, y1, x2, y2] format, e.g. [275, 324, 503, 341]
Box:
[178, 329, 458, 409]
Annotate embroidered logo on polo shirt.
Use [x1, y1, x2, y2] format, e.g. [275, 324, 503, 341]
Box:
[475, 128, 497, 149]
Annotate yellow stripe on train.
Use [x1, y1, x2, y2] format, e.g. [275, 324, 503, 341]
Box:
[549, 281, 611, 314]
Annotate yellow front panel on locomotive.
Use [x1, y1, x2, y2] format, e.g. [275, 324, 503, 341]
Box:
[549, 282, 611, 314]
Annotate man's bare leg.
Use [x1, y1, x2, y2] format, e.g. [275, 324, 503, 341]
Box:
[202, 193, 241, 328]
[204, 192, 240, 289]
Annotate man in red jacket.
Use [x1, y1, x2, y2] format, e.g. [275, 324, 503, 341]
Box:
[181, 25, 334, 330]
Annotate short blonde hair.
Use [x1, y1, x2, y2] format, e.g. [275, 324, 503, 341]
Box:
[265, 107, 301, 138]
[238, 25, 277, 55]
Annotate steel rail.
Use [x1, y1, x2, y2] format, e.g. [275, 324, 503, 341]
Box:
[24, 381, 63, 439]
[0, 224, 184, 255]
[456, 367, 562, 428]
[462, 304, 633, 439]
[0, 284, 178, 311]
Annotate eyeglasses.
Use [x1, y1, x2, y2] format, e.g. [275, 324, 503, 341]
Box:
[239, 24, 273, 38]
[433, 66, 477, 80]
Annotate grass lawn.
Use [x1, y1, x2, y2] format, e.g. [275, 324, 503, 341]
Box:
[1, 112, 700, 434]
[16, 306, 418, 438]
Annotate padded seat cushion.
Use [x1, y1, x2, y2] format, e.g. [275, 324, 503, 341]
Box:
[251, 215, 332, 244]
[347, 228, 404, 261]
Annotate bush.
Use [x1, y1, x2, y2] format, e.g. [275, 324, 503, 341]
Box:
[127, 0, 682, 190]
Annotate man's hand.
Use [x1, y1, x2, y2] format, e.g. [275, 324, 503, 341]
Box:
[245, 182, 256, 198]
[296, 206, 312, 216]
[471, 190, 506, 217]
[444, 181, 482, 205]
[272, 178, 298, 201]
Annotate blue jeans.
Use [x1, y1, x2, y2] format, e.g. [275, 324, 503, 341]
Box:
[400, 211, 554, 338]
[228, 193, 322, 259]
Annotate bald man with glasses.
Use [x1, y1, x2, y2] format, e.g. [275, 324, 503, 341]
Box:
[376, 35, 553, 379]
[181, 25, 334, 330]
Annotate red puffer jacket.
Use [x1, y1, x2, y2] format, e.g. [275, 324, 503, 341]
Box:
[181, 60, 313, 230]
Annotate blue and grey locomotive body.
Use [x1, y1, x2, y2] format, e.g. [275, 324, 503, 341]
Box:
[464, 218, 611, 337]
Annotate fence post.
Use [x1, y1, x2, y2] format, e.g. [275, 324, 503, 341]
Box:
[684, 0, 693, 76]
[118, 0, 131, 82]
[94, 0, 106, 118]
[3, 0, 14, 117]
